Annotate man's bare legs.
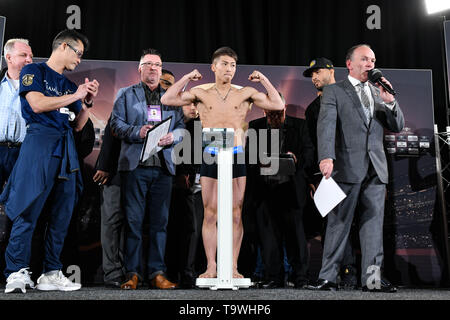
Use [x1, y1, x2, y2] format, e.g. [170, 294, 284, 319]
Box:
[232, 176, 245, 278]
[199, 177, 218, 278]
[198, 176, 246, 278]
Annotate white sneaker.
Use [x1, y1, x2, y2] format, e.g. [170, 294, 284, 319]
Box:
[5, 268, 35, 294]
[36, 270, 81, 291]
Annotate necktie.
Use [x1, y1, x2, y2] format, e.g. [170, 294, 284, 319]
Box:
[358, 83, 371, 123]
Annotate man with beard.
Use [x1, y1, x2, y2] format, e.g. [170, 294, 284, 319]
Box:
[247, 93, 314, 288]
[304, 58, 358, 290]
[165, 102, 205, 288]
[160, 69, 175, 90]
[304, 58, 335, 149]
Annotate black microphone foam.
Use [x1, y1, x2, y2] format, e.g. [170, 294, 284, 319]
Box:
[368, 69, 396, 95]
[368, 68, 383, 82]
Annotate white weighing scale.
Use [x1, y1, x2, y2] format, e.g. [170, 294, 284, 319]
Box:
[195, 128, 252, 290]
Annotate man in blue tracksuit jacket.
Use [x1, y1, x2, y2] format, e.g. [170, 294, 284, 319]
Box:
[0, 29, 99, 294]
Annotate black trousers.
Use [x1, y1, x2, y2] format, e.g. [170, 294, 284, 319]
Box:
[165, 188, 204, 282]
[255, 181, 309, 284]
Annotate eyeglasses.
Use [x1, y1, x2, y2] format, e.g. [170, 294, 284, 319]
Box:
[140, 61, 162, 68]
[66, 42, 83, 59]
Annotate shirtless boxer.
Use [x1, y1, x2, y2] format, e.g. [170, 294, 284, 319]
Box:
[161, 47, 283, 279]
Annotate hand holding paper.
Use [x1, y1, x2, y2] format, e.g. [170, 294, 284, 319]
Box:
[313, 176, 347, 217]
[319, 158, 334, 179]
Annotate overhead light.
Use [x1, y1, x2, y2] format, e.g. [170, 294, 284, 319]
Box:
[425, 0, 450, 14]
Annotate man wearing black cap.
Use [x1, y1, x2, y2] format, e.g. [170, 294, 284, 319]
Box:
[303, 58, 335, 149]
[303, 57, 358, 290]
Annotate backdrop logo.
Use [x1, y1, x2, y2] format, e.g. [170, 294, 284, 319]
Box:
[66, 5, 81, 30]
[367, 5, 381, 30]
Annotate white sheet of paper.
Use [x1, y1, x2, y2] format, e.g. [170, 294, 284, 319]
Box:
[140, 118, 172, 162]
[313, 176, 347, 217]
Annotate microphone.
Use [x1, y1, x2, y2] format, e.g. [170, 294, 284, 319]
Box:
[368, 68, 396, 96]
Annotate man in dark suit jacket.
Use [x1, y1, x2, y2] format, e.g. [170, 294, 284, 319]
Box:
[165, 103, 204, 289]
[93, 116, 124, 287]
[304, 57, 358, 289]
[308, 44, 404, 292]
[247, 93, 314, 288]
[110, 48, 185, 290]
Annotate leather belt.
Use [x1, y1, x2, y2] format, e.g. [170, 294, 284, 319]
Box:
[0, 141, 22, 148]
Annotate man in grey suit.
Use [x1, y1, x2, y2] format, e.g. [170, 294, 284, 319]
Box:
[110, 48, 184, 290]
[308, 44, 404, 292]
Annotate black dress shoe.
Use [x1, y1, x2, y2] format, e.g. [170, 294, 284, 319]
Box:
[306, 279, 338, 291]
[260, 280, 284, 289]
[104, 276, 124, 288]
[251, 279, 264, 289]
[340, 265, 358, 290]
[179, 278, 196, 289]
[294, 280, 309, 289]
[362, 278, 397, 293]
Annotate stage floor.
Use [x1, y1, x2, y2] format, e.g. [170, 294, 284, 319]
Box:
[0, 286, 449, 300]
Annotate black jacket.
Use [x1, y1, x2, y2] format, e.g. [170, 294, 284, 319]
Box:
[305, 95, 321, 151]
[246, 115, 315, 207]
[95, 116, 121, 179]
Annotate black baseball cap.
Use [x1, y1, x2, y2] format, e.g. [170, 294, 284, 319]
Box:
[303, 57, 334, 77]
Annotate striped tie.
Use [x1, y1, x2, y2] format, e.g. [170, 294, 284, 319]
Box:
[358, 83, 371, 123]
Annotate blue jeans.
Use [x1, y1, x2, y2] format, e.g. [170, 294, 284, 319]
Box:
[121, 166, 172, 279]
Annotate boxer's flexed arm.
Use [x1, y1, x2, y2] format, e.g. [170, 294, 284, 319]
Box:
[247, 70, 284, 111]
[161, 69, 202, 106]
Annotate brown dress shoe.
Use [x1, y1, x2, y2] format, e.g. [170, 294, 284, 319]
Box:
[150, 274, 177, 289]
[121, 274, 139, 290]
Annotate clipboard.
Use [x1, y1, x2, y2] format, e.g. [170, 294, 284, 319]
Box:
[139, 116, 172, 163]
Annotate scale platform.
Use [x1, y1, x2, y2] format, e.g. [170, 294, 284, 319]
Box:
[196, 277, 252, 290]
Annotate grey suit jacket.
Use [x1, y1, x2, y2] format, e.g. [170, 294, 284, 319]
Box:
[317, 78, 404, 184]
[110, 82, 185, 175]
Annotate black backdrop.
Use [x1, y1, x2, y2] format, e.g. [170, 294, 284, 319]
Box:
[0, 0, 448, 132]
